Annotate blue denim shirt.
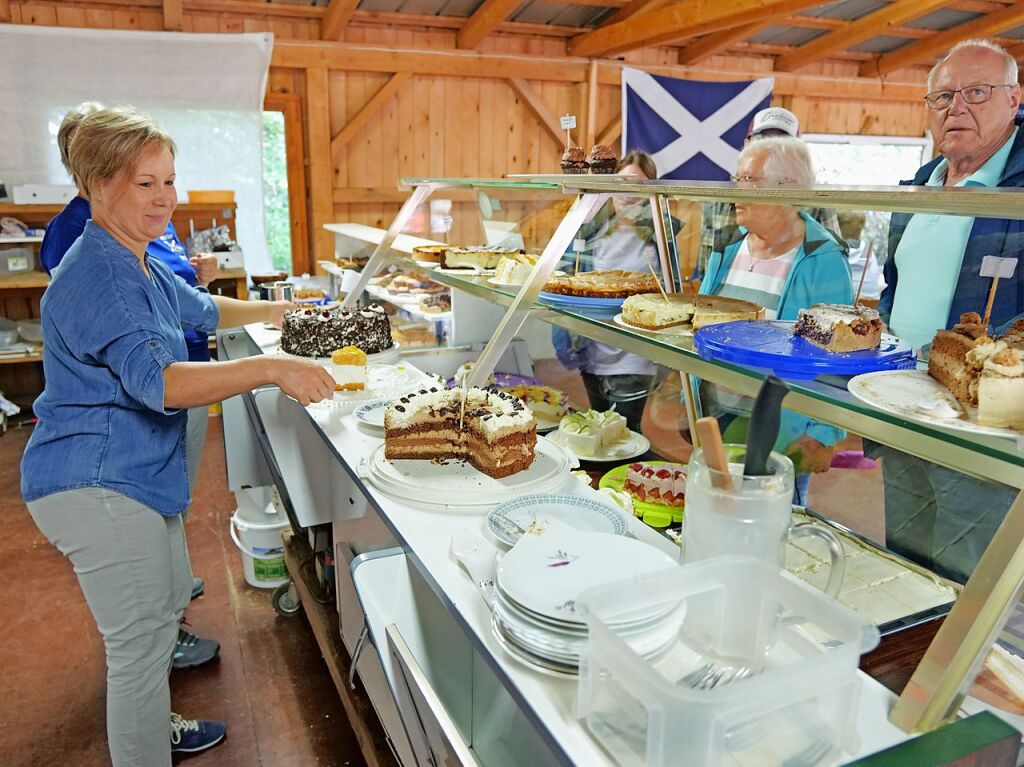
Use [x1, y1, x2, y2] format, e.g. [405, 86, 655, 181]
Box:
[21, 222, 220, 515]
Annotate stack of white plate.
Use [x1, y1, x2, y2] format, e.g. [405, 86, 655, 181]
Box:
[492, 531, 681, 678]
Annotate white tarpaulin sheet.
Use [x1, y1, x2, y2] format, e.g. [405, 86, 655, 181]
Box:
[0, 25, 274, 272]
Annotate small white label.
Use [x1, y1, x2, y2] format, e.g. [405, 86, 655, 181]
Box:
[980, 255, 1018, 279]
[6, 255, 28, 272]
[573, 238, 586, 253]
[560, 115, 577, 130]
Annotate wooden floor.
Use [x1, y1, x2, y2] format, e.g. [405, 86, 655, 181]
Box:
[0, 416, 367, 767]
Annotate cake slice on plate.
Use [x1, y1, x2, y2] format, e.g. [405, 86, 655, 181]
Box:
[793, 303, 883, 353]
[928, 312, 988, 406]
[331, 346, 367, 391]
[623, 462, 687, 507]
[621, 293, 695, 330]
[557, 409, 628, 456]
[500, 385, 568, 421]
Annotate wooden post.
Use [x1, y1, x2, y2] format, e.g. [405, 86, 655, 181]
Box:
[585, 59, 599, 151]
[306, 66, 336, 269]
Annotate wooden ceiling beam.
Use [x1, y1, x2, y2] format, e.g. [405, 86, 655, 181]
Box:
[596, 116, 622, 149]
[863, 2, 1024, 77]
[775, 0, 956, 72]
[457, 0, 524, 49]
[735, 41, 876, 62]
[321, 0, 360, 41]
[601, 0, 672, 28]
[569, 0, 824, 58]
[677, 21, 772, 65]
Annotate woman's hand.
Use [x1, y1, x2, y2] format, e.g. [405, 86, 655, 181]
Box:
[266, 301, 297, 329]
[784, 436, 834, 474]
[273, 358, 335, 406]
[189, 254, 219, 288]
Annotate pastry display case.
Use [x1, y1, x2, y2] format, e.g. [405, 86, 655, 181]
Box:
[222, 175, 1024, 766]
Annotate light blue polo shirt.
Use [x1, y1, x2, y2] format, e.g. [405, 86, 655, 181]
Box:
[889, 127, 1018, 348]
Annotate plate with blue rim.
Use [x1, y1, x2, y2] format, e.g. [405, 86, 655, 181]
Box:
[487, 492, 627, 548]
[353, 399, 389, 429]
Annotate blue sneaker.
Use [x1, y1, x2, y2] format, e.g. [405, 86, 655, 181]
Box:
[170, 713, 226, 755]
[173, 625, 220, 670]
[191, 577, 204, 601]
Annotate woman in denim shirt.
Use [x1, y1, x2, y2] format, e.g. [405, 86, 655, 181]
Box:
[20, 108, 335, 766]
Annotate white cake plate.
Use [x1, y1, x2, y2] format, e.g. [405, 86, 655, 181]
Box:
[612, 313, 693, 337]
[360, 438, 572, 510]
[547, 428, 651, 462]
[847, 369, 1023, 440]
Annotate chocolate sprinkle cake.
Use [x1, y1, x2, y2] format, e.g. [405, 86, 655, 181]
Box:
[280, 304, 394, 357]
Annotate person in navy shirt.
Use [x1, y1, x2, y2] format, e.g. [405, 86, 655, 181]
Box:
[22, 107, 335, 764]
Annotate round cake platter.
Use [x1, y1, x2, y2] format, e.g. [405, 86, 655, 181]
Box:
[276, 341, 402, 366]
[486, 492, 628, 547]
[612, 313, 693, 337]
[693, 320, 916, 380]
[287, 365, 420, 413]
[360, 437, 572, 510]
[847, 369, 1023, 440]
[537, 292, 625, 318]
[546, 428, 651, 463]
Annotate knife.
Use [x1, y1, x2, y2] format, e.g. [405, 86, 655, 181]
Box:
[743, 376, 790, 476]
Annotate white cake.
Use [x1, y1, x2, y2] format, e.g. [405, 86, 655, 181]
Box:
[494, 252, 540, 285]
[968, 340, 1024, 429]
[557, 409, 628, 456]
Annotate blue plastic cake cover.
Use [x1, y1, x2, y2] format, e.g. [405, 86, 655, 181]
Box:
[693, 320, 917, 380]
[537, 291, 625, 317]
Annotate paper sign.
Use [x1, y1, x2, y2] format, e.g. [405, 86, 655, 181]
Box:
[560, 115, 577, 130]
[980, 256, 1018, 279]
[573, 238, 586, 253]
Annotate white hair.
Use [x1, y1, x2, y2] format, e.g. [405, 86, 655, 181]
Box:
[927, 39, 1019, 91]
[738, 135, 816, 186]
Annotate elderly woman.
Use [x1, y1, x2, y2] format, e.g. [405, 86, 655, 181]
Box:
[700, 136, 853, 501]
[20, 107, 334, 764]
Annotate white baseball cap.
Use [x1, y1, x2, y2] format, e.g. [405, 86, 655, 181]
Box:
[749, 107, 800, 138]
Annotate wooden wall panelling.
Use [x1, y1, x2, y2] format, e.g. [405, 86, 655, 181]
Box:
[162, 0, 181, 30]
[0, 0, 9, 23]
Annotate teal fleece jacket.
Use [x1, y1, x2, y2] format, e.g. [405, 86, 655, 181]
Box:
[700, 211, 853, 449]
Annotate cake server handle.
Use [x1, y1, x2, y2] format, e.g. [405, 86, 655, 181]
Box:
[743, 376, 790, 477]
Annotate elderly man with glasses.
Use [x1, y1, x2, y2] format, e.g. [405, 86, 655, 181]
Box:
[874, 39, 1024, 584]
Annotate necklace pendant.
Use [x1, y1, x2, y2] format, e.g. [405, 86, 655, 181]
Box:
[748, 261, 755, 272]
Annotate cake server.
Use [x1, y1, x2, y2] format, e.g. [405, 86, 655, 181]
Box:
[743, 376, 790, 477]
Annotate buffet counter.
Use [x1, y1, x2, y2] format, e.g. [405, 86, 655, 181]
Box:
[219, 327, 911, 767]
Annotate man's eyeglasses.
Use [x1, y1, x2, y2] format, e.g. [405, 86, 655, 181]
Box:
[730, 175, 797, 186]
[924, 83, 1015, 110]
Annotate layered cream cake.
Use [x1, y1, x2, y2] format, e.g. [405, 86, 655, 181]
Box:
[793, 303, 883, 352]
[968, 336, 1024, 429]
[623, 462, 686, 507]
[330, 346, 367, 391]
[500, 385, 568, 420]
[281, 304, 394, 357]
[543, 270, 660, 298]
[384, 387, 536, 478]
[928, 313, 987, 405]
[621, 293, 695, 330]
[440, 246, 522, 271]
[493, 252, 540, 285]
[557, 409, 628, 457]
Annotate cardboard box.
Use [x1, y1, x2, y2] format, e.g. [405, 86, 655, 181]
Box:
[12, 185, 76, 205]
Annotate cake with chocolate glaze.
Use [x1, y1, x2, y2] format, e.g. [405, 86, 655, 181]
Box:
[561, 146, 588, 174]
[589, 145, 617, 174]
[793, 303, 883, 353]
[281, 304, 394, 357]
[384, 386, 537, 478]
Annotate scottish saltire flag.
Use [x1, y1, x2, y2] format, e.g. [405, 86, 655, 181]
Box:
[622, 67, 774, 180]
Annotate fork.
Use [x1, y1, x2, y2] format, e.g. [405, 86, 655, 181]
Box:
[680, 662, 753, 690]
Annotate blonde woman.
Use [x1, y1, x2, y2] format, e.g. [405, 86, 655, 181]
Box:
[21, 107, 334, 764]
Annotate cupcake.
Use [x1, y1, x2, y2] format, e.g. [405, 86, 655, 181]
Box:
[588, 144, 618, 174]
[560, 146, 588, 175]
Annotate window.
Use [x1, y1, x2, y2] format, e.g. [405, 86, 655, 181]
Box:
[262, 111, 291, 273]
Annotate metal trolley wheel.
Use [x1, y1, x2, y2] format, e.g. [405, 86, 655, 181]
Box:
[271, 580, 302, 616]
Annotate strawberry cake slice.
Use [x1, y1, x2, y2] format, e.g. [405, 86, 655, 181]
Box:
[623, 462, 687, 507]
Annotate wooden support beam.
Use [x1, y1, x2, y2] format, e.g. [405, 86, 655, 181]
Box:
[569, 0, 824, 58]
[321, 0, 360, 41]
[507, 79, 566, 148]
[306, 67, 336, 266]
[678, 21, 770, 65]
[775, 0, 956, 73]
[602, 0, 672, 27]
[596, 116, 622, 150]
[1007, 42, 1024, 61]
[330, 72, 411, 163]
[457, 0, 523, 49]
[162, 0, 182, 30]
[863, 2, 1024, 78]
[269, 42, 929, 102]
[585, 59, 599, 150]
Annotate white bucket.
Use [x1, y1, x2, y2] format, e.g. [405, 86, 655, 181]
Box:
[230, 508, 290, 589]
